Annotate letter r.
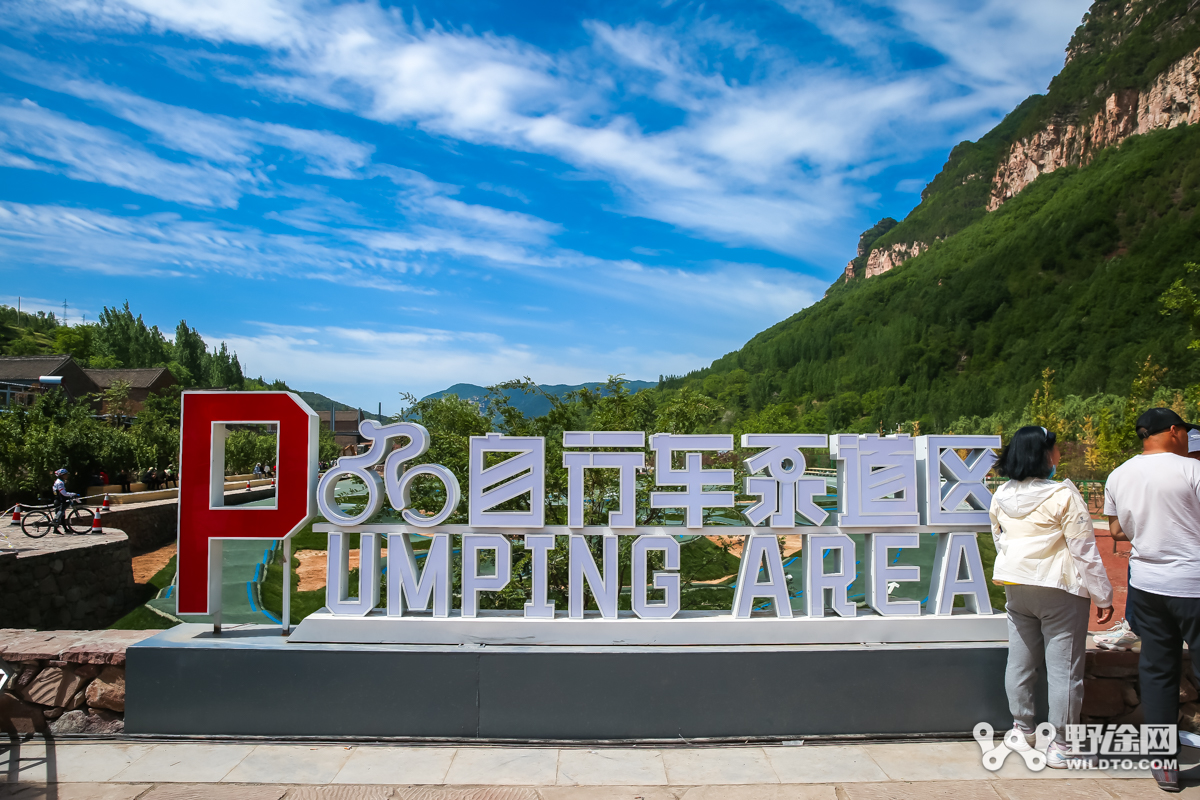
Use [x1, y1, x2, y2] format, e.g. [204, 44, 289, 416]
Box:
[176, 392, 318, 615]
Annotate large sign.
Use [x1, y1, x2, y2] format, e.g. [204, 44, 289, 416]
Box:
[178, 392, 1005, 645]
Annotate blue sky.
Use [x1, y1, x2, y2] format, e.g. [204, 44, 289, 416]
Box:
[0, 0, 1089, 412]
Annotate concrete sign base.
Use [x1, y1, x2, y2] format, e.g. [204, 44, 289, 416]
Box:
[126, 624, 1009, 740]
[289, 607, 1008, 646]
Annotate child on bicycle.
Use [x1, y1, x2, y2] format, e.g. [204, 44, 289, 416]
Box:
[52, 468, 78, 534]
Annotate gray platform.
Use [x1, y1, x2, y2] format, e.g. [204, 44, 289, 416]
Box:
[126, 624, 1010, 740]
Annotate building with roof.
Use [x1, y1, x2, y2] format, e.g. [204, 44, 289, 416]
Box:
[0, 355, 98, 406]
[83, 367, 177, 414]
[317, 408, 369, 453]
[0, 356, 178, 414]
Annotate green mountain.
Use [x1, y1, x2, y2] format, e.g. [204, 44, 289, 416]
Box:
[294, 390, 387, 421]
[666, 0, 1200, 433]
[424, 381, 656, 418]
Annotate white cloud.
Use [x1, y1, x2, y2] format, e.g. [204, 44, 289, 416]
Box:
[0, 46, 374, 178]
[221, 321, 695, 407]
[0, 98, 252, 207]
[0, 201, 427, 286]
[2, 0, 1088, 256]
[0, 199, 817, 335]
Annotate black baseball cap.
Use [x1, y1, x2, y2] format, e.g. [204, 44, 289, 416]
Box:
[1135, 407, 1200, 438]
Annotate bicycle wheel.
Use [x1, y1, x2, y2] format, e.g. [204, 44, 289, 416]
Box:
[21, 510, 53, 538]
[67, 506, 95, 534]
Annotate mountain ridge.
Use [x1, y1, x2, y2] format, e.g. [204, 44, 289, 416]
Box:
[423, 380, 656, 418]
[847, 0, 1200, 283]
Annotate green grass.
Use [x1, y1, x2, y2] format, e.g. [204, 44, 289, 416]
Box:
[147, 555, 177, 591]
[976, 532, 1007, 612]
[260, 558, 328, 624]
[107, 552, 180, 630]
[108, 604, 177, 630]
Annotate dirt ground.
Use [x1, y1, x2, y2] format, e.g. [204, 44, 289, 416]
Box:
[295, 548, 388, 592]
[707, 533, 802, 560]
[132, 542, 176, 584]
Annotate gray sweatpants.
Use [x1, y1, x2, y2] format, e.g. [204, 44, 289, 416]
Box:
[1004, 584, 1091, 743]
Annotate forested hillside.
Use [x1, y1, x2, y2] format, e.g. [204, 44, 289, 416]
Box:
[664, 0, 1200, 448]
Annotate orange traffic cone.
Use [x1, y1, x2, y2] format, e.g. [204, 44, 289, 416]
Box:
[91, 509, 102, 533]
[10, 504, 20, 524]
[245, 481, 251, 491]
[271, 478, 276, 487]
[102, 494, 110, 509]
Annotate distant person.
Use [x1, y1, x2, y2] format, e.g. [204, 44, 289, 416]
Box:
[99, 469, 110, 486]
[50, 468, 78, 535]
[1105, 408, 1200, 792]
[118, 469, 131, 493]
[990, 426, 1113, 768]
[253, 462, 263, 481]
[163, 465, 176, 488]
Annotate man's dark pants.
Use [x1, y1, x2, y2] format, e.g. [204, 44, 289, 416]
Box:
[1128, 585, 1200, 756]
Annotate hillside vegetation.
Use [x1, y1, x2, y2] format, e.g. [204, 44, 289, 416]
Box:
[682, 125, 1200, 430]
[870, 0, 1200, 255]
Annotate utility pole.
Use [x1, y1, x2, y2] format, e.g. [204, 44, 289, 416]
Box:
[62, 299, 68, 325]
[16, 296, 20, 328]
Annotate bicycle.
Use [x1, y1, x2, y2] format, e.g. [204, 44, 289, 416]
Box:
[20, 498, 96, 538]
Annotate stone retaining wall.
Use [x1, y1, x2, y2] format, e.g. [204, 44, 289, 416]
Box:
[0, 629, 156, 735]
[1084, 649, 1200, 732]
[84, 486, 274, 554]
[97, 501, 177, 553]
[0, 531, 139, 629]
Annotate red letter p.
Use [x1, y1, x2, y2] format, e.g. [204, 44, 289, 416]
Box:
[177, 391, 318, 616]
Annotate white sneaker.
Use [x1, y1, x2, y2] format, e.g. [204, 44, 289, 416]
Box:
[1046, 742, 1081, 769]
[1006, 723, 1036, 752]
[1093, 619, 1140, 651]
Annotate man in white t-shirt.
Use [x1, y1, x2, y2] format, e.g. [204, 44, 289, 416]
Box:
[1105, 407, 1200, 790]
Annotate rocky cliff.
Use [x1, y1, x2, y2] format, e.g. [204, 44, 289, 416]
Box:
[843, 0, 1200, 282]
[989, 45, 1200, 210]
[862, 241, 929, 278]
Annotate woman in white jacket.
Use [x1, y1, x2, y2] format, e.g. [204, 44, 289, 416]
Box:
[990, 426, 1113, 768]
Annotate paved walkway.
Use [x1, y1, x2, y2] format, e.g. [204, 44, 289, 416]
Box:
[2, 738, 1198, 798]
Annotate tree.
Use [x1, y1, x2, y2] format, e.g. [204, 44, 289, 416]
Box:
[99, 380, 134, 425]
[93, 302, 171, 368]
[53, 325, 95, 363]
[5, 331, 45, 356]
[0, 390, 135, 504]
[1121, 355, 1166, 448]
[173, 321, 208, 385]
[654, 387, 722, 434]
[1028, 368, 1067, 434]
[1160, 262, 1200, 349]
